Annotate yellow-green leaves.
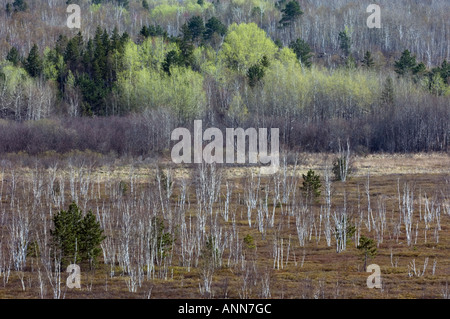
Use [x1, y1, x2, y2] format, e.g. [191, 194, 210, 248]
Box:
[219, 23, 278, 74]
[116, 39, 206, 121]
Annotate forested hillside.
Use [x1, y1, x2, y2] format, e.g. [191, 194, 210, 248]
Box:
[0, 0, 449, 155]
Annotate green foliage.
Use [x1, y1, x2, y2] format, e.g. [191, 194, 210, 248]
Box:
[289, 38, 313, 68]
[25, 44, 43, 78]
[204, 17, 227, 41]
[247, 59, 267, 88]
[5, 3, 12, 15]
[357, 235, 377, 271]
[142, 0, 149, 10]
[243, 234, 256, 249]
[362, 51, 375, 69]
[51, 202, 105, 268]
[140, 25, 167, 39]
[162, 50, 183, 76]
[12, 0, 27, 12]
[219, 23, 278, 74]
[181, 16, 205, 43]
[153, 217, 173, 258]
[338, 29, 351, 57]
[345, 54, 357, 69]
[302, 169, 322, 199]
[394, 50, 417, 76]
[6, 47, 21, 67]
[279, 0, 303, 27]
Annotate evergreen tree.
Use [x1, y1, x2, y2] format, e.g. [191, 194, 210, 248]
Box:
[357, 236, 377, 271]
[302, 169, 322, 199]
[279, 1, 303, 27]
[438, 60, 449, 84]
[162, 50, 183, 76]
[5, 3, 12, 16]
[247, 63, 265, 88]
[204, 17, 227, 41]
[25, 44, 43, 77]
[182, 16, 205, 43]
[79, 210, 106, 268]
[50, 202, 83, 266]
[362, 51, 375, 68]
[289, 38, 313, 68]
[142, 0, 149, 10]
[12, 0, 27, 12]
[6, 47, 21, 66]
[338, 29, 351, 57]
[51, 202, 105, 268]
[394, 50, 417, 75]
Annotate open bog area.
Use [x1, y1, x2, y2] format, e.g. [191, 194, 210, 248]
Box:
[0, 153, 448, 299]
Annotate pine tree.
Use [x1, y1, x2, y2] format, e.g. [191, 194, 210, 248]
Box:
[142, 0, 149, 10]
[302, 169, 322, 199]
[362, 51, 375, 68]
[338, 29, 351, 57]
[79, 210, 106, 269]
[25, 44, 43, 77]
[357, 236, 377, 271]
[51, 202, 105, 268]
[247, 63, 265, 88]
[6, 3, 12, 16]
[6, 47, 21, 66]
[289, 38, 313, 68]
[50, 202, 83, 266]
[12, 0, 27, 12]
[162, 50, 182, 76]
[182, 16, 205, 43]
[279, 1, 303, 27]
[204, 17, 227, 41]
[394, 50, 417, 75]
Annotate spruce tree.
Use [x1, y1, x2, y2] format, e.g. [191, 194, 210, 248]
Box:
[50, 202, 83, 266]
[25, 44, 43, 77]
[182, 16, 205, 43]
[289, 38, 313, 68]
[6, 47, 21, 66]
[357, 236, 377, 271]
[142, 0, 149, 10]
[279, 1, 303, 27]
[338, 29, 351, 57]
[247, 64, 265, 88]
[12, 0, 27, 12]
[394, 50, 417, 75]
[51, 202, 106, 268]
[204, 17, 227, 41]
[362, 51, 375, 68]
[302, 169, 322, 199]
[79, 210, 106, 269]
